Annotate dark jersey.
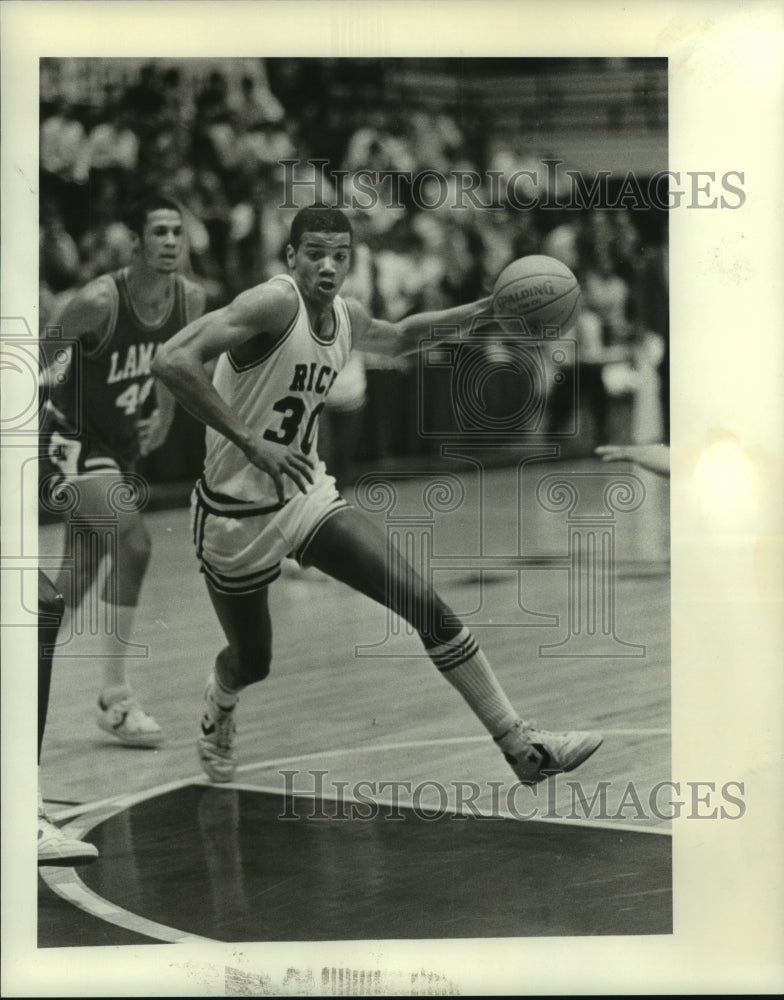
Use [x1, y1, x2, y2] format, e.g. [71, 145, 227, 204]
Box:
[47, 268, 189, 470]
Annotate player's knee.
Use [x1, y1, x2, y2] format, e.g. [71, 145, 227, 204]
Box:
[236, 635, 272, 683]
[254, 636, 273, 680]
[239, 653, 270, 683]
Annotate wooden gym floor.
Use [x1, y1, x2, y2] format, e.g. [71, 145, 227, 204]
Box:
[36, 456, 671, 946]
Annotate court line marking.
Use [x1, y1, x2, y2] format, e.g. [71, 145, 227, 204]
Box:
[42, 774, 672, 948]
[53, 768, 673, 838]
[50, 728, 671, 833]
[220, 781, 673, 837]
[48, 728, 671, 824]
[40, 730, 671, 946]
[40, 865, 215, 945]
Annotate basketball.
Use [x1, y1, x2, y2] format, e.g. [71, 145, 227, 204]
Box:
[491, 255, 582, 335]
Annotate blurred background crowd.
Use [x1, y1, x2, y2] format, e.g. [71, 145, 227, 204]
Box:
[39, 56, 669, 490]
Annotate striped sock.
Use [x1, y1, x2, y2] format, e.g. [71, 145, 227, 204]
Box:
[211, 670, 239, 711]
[427, 627, 520, 739]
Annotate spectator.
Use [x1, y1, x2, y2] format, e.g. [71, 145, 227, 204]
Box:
[40, 200, 81, 293]
[40, 100, 90, 185]
[407, 108, 464, 173]
[40, 100, 90, 237]
[123, 62, 166, 139]
[229, 73, 282, 132]
[159, 65, 195, 129]
[76, 190, 136, 284]
[195, 69, 231, 123]
[87, 105, 139, 174]
[473, 204, 518, 289]
[235, 119, 296, 175]
[86, 105, 139, 207]
[343, 111, 416, 174]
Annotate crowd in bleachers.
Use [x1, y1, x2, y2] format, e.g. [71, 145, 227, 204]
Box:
[39, 58, 669, 481]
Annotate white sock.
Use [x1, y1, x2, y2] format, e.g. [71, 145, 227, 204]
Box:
[211, 670, 239, 711]
[428, 628, 520, 739]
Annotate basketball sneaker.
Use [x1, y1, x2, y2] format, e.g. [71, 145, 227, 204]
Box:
[97, 692, 163, 748]
[495, 720, 603, 784]
[38, 793, 98, 866]
[198, 680, 238, 783]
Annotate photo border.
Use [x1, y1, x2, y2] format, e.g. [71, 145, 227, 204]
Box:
[2, 1, 783, 995]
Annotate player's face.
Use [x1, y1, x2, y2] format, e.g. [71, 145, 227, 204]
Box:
[288, 232, 351, 307]
[138, 209, 184, 273]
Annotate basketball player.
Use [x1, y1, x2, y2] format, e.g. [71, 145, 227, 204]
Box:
[37, 569, 98, 865]
[42, 195, 206, 747]
[152, 205, 602, 785]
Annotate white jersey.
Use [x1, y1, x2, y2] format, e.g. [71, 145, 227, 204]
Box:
[203, 273, 353, 506]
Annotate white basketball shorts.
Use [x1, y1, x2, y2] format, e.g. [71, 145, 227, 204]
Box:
[190, 466, 349, 594]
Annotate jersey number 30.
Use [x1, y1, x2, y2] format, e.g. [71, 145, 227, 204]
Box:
[263, 395, 324, 455]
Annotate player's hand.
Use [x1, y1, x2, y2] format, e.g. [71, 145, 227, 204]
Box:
[595, 443, 670, 477]
[242, 436, 316, 502]
[137, 410, 169, 456]
[594, 444, 631, 463]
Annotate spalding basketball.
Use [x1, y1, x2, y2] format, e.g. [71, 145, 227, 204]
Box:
[492, 255, 581, 334]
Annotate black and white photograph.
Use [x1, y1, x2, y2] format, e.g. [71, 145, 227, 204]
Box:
[1, 2, 782, 997]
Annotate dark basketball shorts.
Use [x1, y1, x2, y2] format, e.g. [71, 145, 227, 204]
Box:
[39, 422, 142, 515]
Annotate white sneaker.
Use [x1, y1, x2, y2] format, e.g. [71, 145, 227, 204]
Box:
[97, 693, 163, 748]
[38, 795, 98, 866]
[496, 720, 603, 784]
[197, 680, 238, 783]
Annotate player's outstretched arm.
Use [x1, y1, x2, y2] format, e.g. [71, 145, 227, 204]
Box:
[151, 283, 315, 500]
[346, 296, 493, 358]
[595, 444, 671, 477]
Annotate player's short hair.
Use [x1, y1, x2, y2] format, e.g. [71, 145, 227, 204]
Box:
[126, 195, 183, 237]
[289, 204, 353, 250]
